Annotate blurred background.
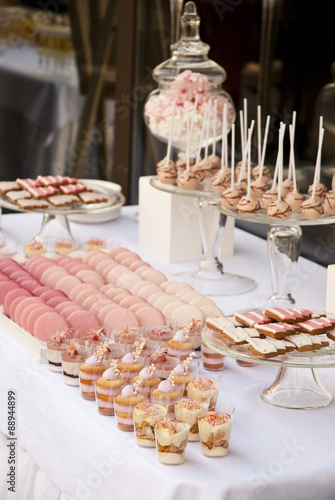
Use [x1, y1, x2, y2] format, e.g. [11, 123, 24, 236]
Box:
[1, 0, 335, 263]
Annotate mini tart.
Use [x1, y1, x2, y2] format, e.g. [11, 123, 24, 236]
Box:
[84, 238, 106, 252]
[54, 240, 78, 256]
[24, 240, 47, 258]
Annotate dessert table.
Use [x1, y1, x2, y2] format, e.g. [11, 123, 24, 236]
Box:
[0, 206, 334, 500]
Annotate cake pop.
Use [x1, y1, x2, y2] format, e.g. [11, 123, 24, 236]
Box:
[211, 103, 231, 192]
[177, 110, 199, 190]
[220, 124, 245, 208]
[237, 121, 260, 215]
[323, 191, 335, 215]
[157, 163, 177, 184]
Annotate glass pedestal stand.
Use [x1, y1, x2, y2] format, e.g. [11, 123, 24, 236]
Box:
[34, 212, 75, 248]
[150, 176, 256, 296]
[218, 204, 335, 307]
[203, 326, 335, 409]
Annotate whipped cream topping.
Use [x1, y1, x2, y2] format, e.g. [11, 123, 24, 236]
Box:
[173, 329, 188, 342]
[158, 380, 174, 393]
[139, 367, 153, 380]
[121, 385, 134, 398]
[85, 354, 100, 366]
[175, 364, 185, 376]
[122, 353, 135, 364]
[103, 368, 119, 380]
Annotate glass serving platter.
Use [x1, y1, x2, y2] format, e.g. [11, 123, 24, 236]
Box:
[202, 326, 335, 410]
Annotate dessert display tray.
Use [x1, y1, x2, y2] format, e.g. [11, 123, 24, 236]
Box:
[150, 175, 220, 200]
[218, 203, 335, 226]
[0, 178, 126, 217]
[202, 326, 335, 409]
[0, 306, 47, 364]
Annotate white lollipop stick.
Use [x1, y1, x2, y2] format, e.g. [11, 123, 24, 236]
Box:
[312, 126, 325, 198]
[224, 103, 228, 166]
[204, 99, 212, 158]
[289, 124, 297, 191]
[288, 111, 296, 179]
[272, 123, 284, 190]
[257, 105, 262, 166]
[189, 95, 199, 150]
[259, 115, 270, 178]
[212, 99, 218, 155]
[166, 99, 176, 166]
[243, 98, 247, 152]
[186, 110, 190, 170]
[196, 103, 208, 164]
[277, 123, 286, 201]
[231, 123, 235, 188]
[239, 109, 245, 161]
[245, 120, 255, 197]
[220, 104, 225, 172]
[317, 116, 324, 182]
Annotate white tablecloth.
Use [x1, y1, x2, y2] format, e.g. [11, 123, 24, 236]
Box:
[0, 207, 334, 500]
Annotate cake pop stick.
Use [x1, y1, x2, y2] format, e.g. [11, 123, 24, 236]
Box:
[212, 98, 218, 156]
[277, 123, 286, 201]
[166, 99, 176, 167]
[196, 103, 208, 164]
[287, 111, 296, 180]
[204, 99, 212, 158]
[220, 103, 228, 172]
[316, 116, 324, 183]
[189, 95, 199, 147]
[259, 115, 270, 179]
[231, 123, 235, 188]
[186, 109, 190, 170]
[239, 109, 245, 161]
[257, 105, 262, 168]
[312, 126, 325, 199]
[243, 98, 248, 152]
[289, 124, 297, 191]
[246, 120, 255, 197]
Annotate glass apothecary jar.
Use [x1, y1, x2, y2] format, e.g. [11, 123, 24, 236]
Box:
[144, 1, 236, 154]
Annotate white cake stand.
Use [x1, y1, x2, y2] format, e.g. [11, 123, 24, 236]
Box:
[203, 326, 334, 409]
[150, 176, 256, 296]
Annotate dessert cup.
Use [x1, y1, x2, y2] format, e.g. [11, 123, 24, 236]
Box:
[198, 403, 235, 457]
[61, 343, 91, 386]
[133, 401, 167, 447]
[114, 385, 144, 431]
[154, 417, 190, 465]
[46, 332, 72, 372]
[187, 371, 222, 410]
[95, 366, 125, 416]
[201, 341, 225, 370]
[174, 398, 209, 441]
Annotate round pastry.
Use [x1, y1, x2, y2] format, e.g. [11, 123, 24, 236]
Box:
[252, 164, 271, 182]
[156, 156, 175, 171]
[282, 177, 295, 192]
[267, 199, 292, 220]
[211, 168, 231, 193]
[157, 164, 177, 184]
[285, 189, 305, 212]
[323, 191, 335, 215]
[167, 328, 194, 360]
[301, 196, 324, 220]
[54, 240, 78, 256]
[132, 366, 161, 398]
[176, 170, 199, 190]
[117, 352, 144, 382]
[95, 365, 125, 415]
[307, 180, 327, 199]
[220, 185, 244, 209]
[114, 384, 144, 430]
[176, 155, 196, 171]
[250, 177, 268, 198]
[236, 194, 260, 215]
[261, 187, 278, 209]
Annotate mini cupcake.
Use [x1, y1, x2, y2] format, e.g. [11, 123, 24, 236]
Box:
[79, 353, 109, 400]
[117, 352, 144, 382]
[167, 328, 194, 360]
[46, 330, 72, 372]
[95, 361, 125, 416]
[114, 384, 144, 431]
[132, 365, 161, 398]
[151, 378, 183, 416]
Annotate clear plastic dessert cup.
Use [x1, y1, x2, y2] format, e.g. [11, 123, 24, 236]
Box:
[198, 403, 235, 457]
[174, 398, 209, 442]
[114, 386, 144, 431]
[61, 345, 91, 387]
[154, 417, 190, 465]
[201, 341, 225, 370]
[133, 401, 167, 447]
[46, 337, 71, 372]
[187, 371, 222, 411]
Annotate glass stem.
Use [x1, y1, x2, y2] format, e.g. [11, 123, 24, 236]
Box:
[267, 224, 302, 306]
[197, 197, 224, 275]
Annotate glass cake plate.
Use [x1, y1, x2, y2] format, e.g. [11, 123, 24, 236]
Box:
[202, 326, 335, 410]
[0, 179, 125, 246]
[150, 176, 256, 296]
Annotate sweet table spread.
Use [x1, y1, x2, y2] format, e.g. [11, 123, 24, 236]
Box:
[0, 206, 334, 500]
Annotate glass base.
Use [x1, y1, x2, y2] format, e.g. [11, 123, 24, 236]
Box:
[34, 213, 76, 249]
[170, 269, 256, 296]
[261, 366, 333, 409]
[267, 293, 295, 307]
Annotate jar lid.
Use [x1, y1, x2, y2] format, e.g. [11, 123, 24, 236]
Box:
[152, 1, 226, 86]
